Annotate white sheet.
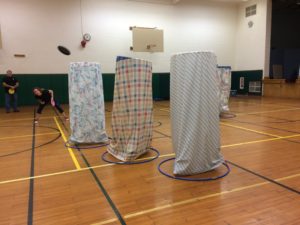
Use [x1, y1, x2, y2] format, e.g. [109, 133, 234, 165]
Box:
[68, 62, 108, 143]
[170, 52, 224, 175]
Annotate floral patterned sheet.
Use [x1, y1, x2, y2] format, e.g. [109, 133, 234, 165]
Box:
[217, 66, 232, 113]
[68, 62, 108, 143]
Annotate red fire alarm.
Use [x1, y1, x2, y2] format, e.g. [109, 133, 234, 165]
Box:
[81, 40, 87, 48]
[81, 33, 91, 48]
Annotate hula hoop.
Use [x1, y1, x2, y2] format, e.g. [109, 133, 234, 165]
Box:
[220, 112, 236, 119]
[153, 121, 162, 127]
[0, 125, 61, 157]
[65, 140, 109, 149]
[158, 157, 230, 181]
[101, 147, 160, 165]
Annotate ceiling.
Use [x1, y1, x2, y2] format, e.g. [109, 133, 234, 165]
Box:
[128, 0, 181, 4]
[127, 0, 244, 5]
[273, 0, 300, 12]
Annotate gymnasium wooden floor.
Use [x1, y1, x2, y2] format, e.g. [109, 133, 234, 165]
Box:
[1, 96, 300, 225]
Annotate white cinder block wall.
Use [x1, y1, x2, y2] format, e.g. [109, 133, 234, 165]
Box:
[234, 0, 271, 75]
[0, 0, 271, 74]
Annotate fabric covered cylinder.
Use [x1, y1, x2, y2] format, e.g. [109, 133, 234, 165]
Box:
[217, 66, 232, 113]
[107, 57, 153, 161]
[68, 62, 108, 143]
[170, 52, 224, 175]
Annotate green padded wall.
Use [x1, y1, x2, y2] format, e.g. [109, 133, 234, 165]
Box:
[0, 73, 170, 107]
[102, 74, 115, 101]
[231, 70, 263, 95]
[0, 74, 68, 107]
[1, 70, 261, 107]
[152, 73, 170, 100]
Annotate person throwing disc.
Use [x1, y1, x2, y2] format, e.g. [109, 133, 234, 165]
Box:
[33, 87, 68, 123]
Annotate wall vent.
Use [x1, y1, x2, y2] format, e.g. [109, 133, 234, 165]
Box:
[249, 81, 261, 93]
[246, 5, 257, 17]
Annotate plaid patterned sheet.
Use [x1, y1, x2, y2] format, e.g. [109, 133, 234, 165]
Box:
[107, 57, 153, 161]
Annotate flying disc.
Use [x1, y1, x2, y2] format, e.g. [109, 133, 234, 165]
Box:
[57, 46, 71, 55]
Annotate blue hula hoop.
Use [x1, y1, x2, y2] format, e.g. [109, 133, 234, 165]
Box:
[153, 121, 162, 127]
[101, 147, 160, 165]
[65, 141, 109, 149]
[158, 157, 230, 181]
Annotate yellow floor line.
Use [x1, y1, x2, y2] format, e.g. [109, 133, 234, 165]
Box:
[0, 116, 56, 123]
[92, 180, 285, 225]
[230, 101, 298, 109]
[93, 170, 300, 225]
[221, 133, 300, 148]
[0, 163, 113, 185]
[220, 122, 282, 138]
[276, 173, 300, 182]
[234, 107, 300, 116]
[2, 131, 300, 186]
[158, 107, 300, 116]
[0, 132, 59, 141]
[1, 127, 300, 186]
[0, 153, 175, 185]
[158, 108, 170, 112]
[53, 117, 81, 170]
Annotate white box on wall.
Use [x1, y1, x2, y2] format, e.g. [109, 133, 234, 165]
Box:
[131, 27, 164, 52]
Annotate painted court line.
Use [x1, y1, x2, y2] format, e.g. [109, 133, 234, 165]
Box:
[0, 132, 60, 141]
[91, 174, 300, 225]
[53, 117, 81, 170]
[76, 147, 126, 225]
[27, 110, 36, 225]
[159, 107, 300, 116]
[229, 101, 299, 109]
[1, 130, 300, 186]
[0, 116, 56, 123]
[159, 108, 170, 113]
[220, 122, 282, 138]
[222, 133, 300, 148]
[234, 107, 300, 115]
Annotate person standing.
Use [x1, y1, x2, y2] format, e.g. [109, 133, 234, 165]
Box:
[2, 70, 19, 113]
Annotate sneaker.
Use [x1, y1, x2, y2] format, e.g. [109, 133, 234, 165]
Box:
[6, 111, 10, 113]
[13, 109, 20, 112]
[34, 120, 39, 124]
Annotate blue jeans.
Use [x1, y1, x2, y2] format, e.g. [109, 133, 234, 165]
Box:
[5, 93, 18, 112]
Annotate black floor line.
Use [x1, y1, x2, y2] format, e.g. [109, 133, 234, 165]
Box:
[0, 126, 61, 158]
[250, 113, 300, 124]
[228, 117, 300, 146]
[52, 107, 69, 133]
[55, 110, 126, 224]
[153, 121, 162, 128]
[153, 136, 169, 140]
[27, 109, 36, 225]
[225, 116, 300, 195]
[76, 147, 126, 225]
[230, 118, 300, 135]
[154, 102, 170, 108]
[226, 160, 300, 195]
[53, 104, 300, 221]
[153, 129, 171, 138]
